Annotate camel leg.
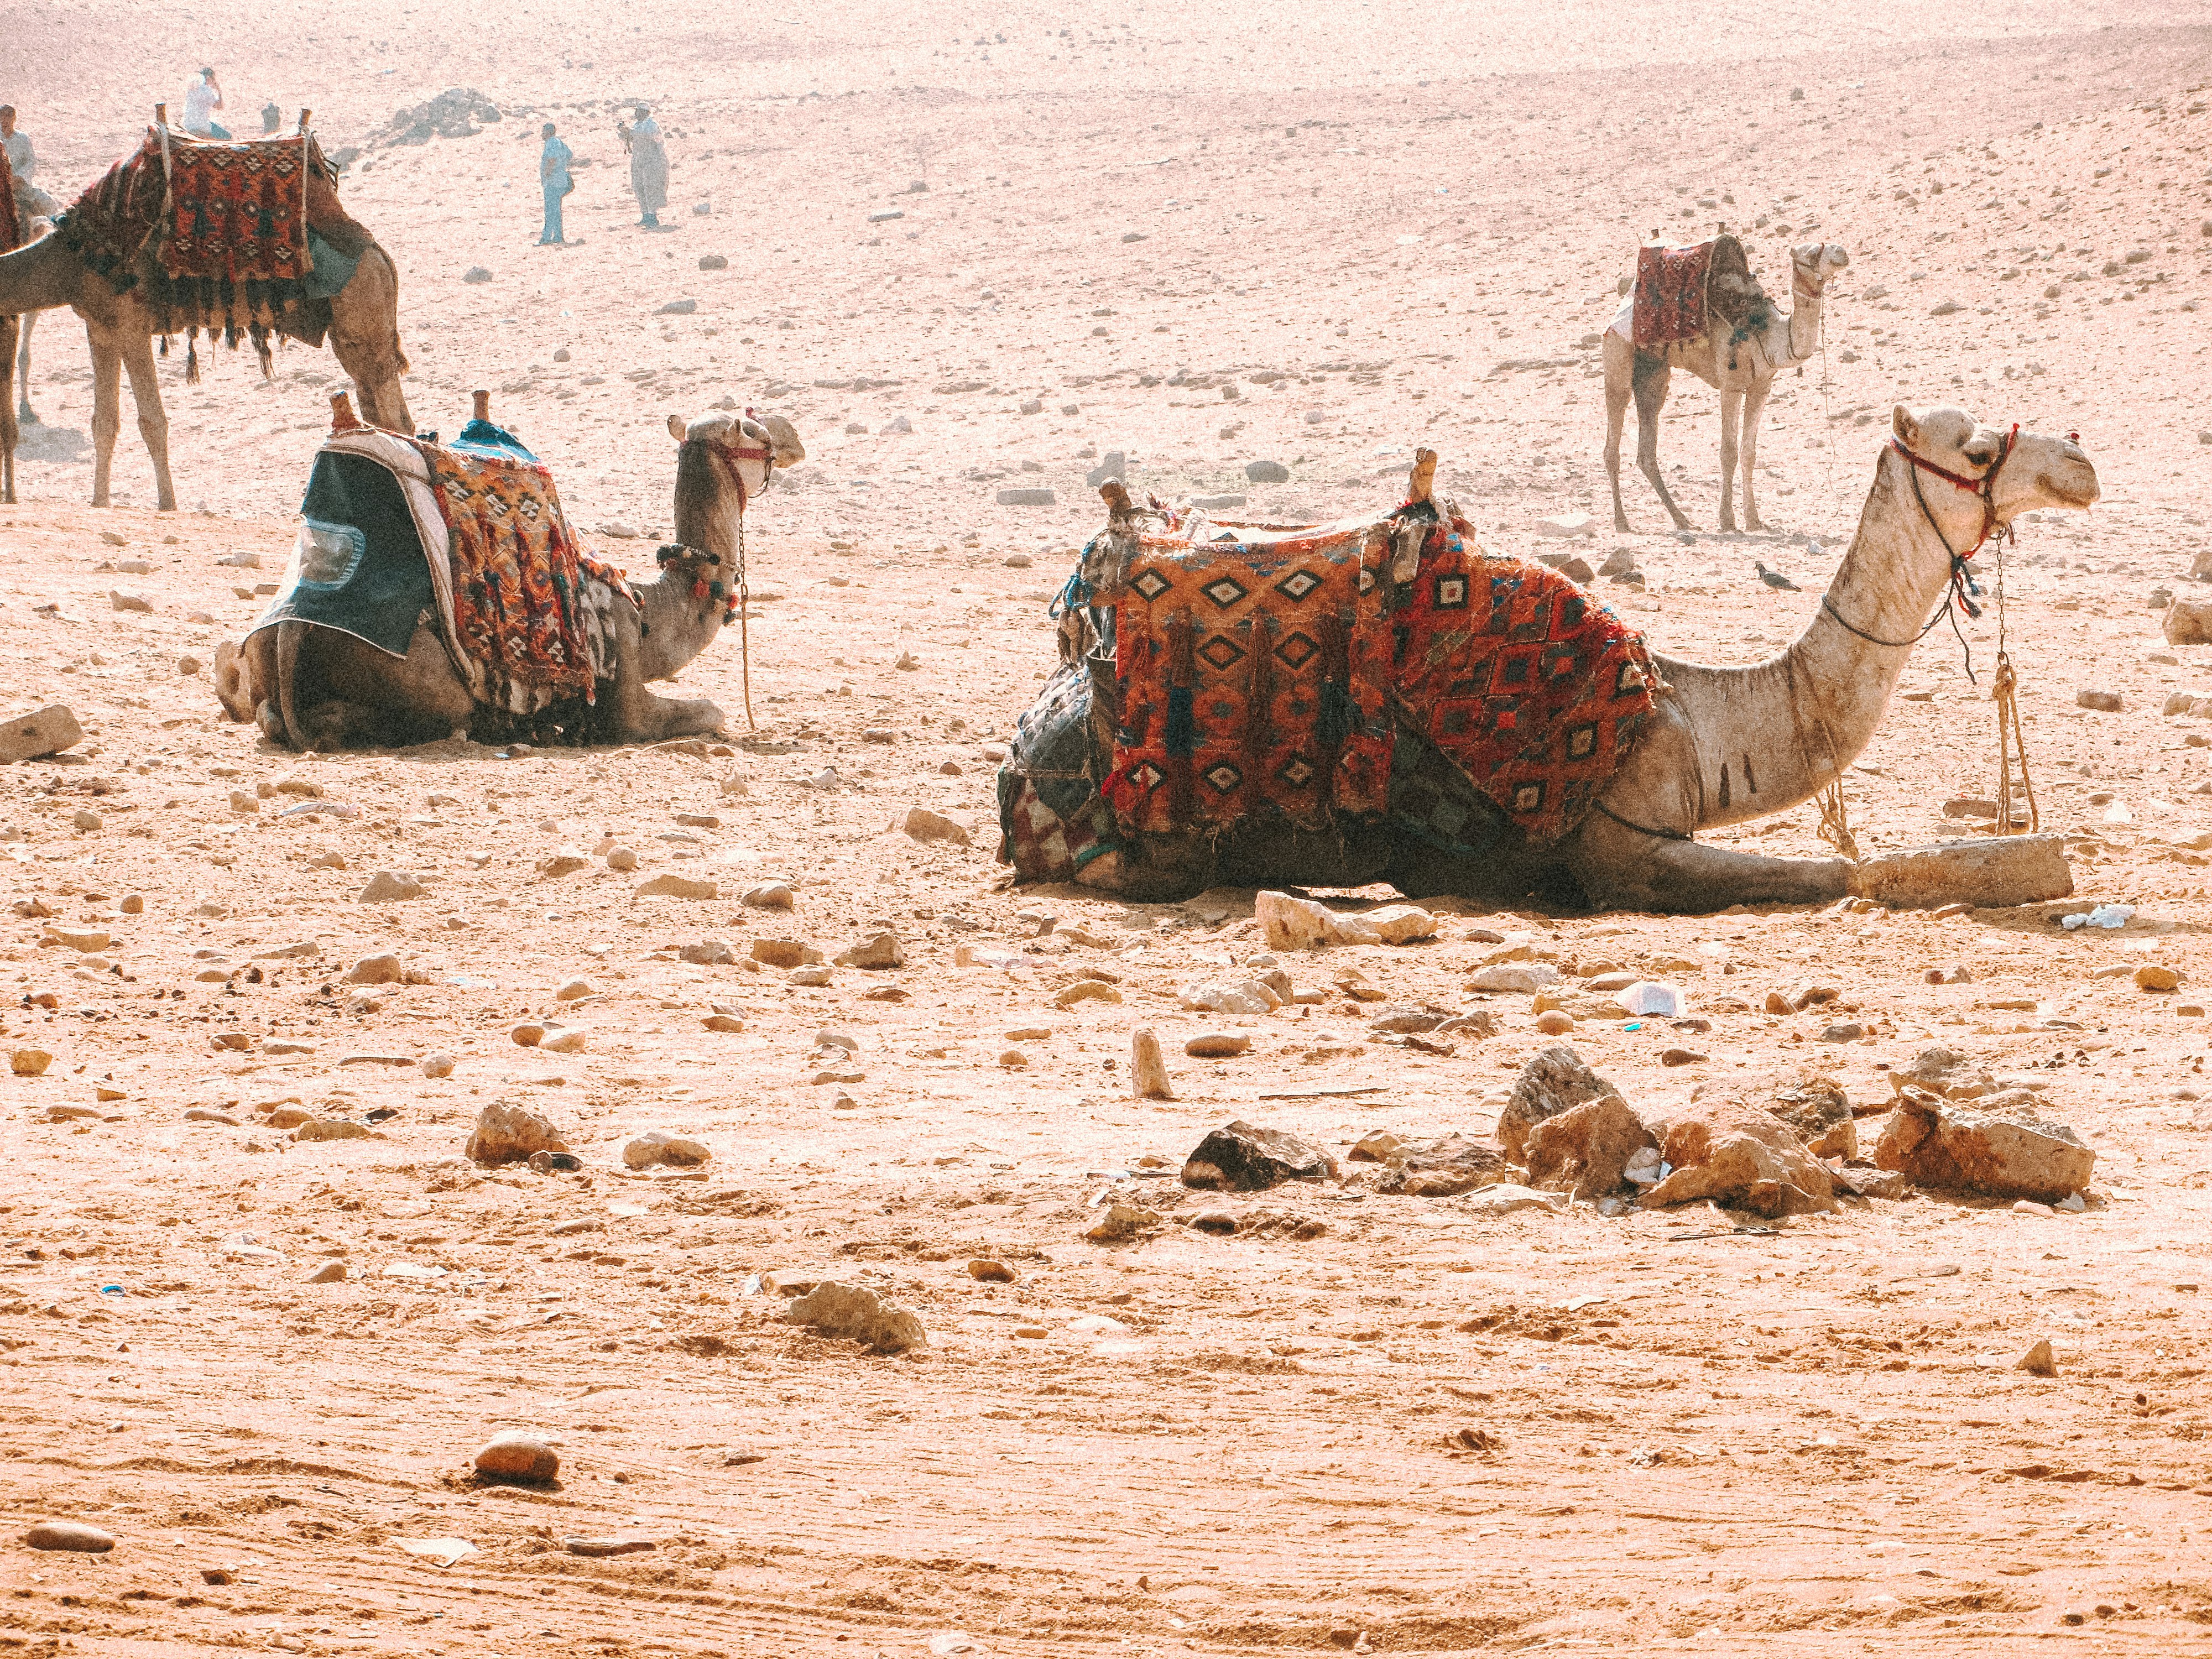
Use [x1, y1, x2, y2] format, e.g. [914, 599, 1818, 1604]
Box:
[117, 330, 176, 512]
[0, 315, 15, 505]
[17, 310, 35, 424]
[1603, 338, 1635, 532]
[1740, 379, 1771, 533]
[1716, 388, 1743, 534]
[1567, 810, 1850, 914]
[613, 684, 727, 743]
[86, 325, 122, 509]
[1631, 352, 1692, 531]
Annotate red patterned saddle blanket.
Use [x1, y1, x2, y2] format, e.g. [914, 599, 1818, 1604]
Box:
[161, 137, 313, 284]
[1632, 232, 1753, 350]
[0, 149, 22, 255]
[1108, 507, 1659, 844]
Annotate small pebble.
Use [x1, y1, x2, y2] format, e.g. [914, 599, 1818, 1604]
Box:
[1534, 1009, 1575, 1035]
[555, 978, 597, 1001]
[967, 1259, 1017, 1282]
[511, 1022, 546, 1047]
[420, 1052, 456, 1079]
[24, 1520, 116, 1553]
[473, 1431, 560, 1482]
[607, 846, 639, 872]
[999, 1048, 1029, 1069]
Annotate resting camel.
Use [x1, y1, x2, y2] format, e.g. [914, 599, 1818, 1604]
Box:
[0, 128, 411, 512]
[1604, 240, 1849, 534]
[1005, 406, 2098, 914]
[213, 406, 805, 750]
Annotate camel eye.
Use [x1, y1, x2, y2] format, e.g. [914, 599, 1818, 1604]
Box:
[1963, 441, 1997, 466]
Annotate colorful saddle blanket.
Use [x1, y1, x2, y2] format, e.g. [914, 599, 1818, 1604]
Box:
[1077, 501, 1658, 850]
[0, 150, 22, 255]
[160, 137, 314, 285]
[1632, 233, 1753, 349]
[251, 420, 637, 716]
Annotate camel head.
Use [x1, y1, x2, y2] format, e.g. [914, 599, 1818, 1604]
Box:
[664, 409, 806, 559]
[1790, 242, 1850, 294]
[1890, 405, 2100, 556]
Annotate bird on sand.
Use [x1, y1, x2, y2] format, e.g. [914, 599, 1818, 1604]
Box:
[1754, 561, 1799, 591]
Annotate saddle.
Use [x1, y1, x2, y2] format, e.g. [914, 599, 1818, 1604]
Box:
[0, 149, 22, 255]
[1632, 232, 1755, 349]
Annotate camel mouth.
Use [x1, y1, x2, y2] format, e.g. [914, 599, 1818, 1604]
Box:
[2039, 473, 2100, 510]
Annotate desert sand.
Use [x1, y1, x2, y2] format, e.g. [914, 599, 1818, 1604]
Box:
[3, 1, 2212, 1652]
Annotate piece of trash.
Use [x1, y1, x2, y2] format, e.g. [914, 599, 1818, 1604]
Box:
[2061, 903, 2135, 931]
[928, 1634, 982, 1657]
[395, 1536, 476, 1568]
[1616, 981, 1682, 1018]
[1562, 1294, 1608, 1311]
[98, 1282, 125, 1296]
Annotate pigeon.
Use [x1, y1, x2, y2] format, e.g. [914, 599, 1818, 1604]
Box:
[1755, 561, 1799, 591]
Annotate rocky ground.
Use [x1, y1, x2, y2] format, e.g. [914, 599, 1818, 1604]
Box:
[4, 1, 2212, 1653]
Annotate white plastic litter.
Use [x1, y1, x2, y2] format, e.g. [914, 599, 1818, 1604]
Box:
[1616, 980, 1684, 1017]
[2060, 904, 2135, 931]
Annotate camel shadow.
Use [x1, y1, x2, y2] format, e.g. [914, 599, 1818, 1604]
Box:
[14, 422, 90, 465]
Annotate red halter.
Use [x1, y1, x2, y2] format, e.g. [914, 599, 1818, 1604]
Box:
[1888, 421, 2018, 560]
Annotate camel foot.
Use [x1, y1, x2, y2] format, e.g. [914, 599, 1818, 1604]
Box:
[212, 640, 253, 723]
[1613, 513, 1635, 533]
[1745, 514, 1767, 533]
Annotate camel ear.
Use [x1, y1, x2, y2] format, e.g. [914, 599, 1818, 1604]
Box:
[666, 413, 687, 442]
[1891, 405, 1920, 447]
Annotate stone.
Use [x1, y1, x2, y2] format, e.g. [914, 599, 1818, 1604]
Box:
[785, 1281, 926, 1354]
[1180, 980, 1278, 1015]
[1374, 1134, 1514, 1196]
[1496, 1045, 1621, 1162]
[185, 1108, 240, 1125]
[356, 870, 426, 904]
[1874, 1086, 2096, 1202]
[24, 1520, 116, 1553]
[1534, 1009, 1575, 1035]
[0, 705, 83, 763]
[420, 1051, 456, 1078]
[996, 487, 1056, 506]
[473, 1431, 560, 1482]
[2075, 688, 2122, 712]
[742, 882, 796, 910]
[1244, 459, 1291, 483]
[997, 1047, 1027, 1068]
[967, 1259, 1016, 1282]
[1185, 1032, 1252, 1058]
[679, 938, 739, 966]
[541, 1028, 588, 1054]
[510, 1021, 546, 1047]
[1852, 835, 2072, 910]
[1130, 1028, 1173, 1099]
[1182, 1120, 1337, 1192]
[623, 1131, 711, 1170]
[790, 965, 832, 987]
[1462, 1184, 1566, 1217]
[304, 1260, 348, 1284]
[1364, 904, 1438, 943]
[750, 938, 822, 969]
[904, 806, 971, 846]
[2136, 964, 2182, 992]
[1054, 978, 1120, 1008]
[2163, 597, 2212, 645]
[1703, 1067, 1857, 1159]
[1525, 1096, 1658, 1198]
[537, 850, 589, 878]
[466, 1102, 568, 1166]
[1615, 981, 1683, 1017]
[2016, 1338, 2058, 1378]
[1085, 1202, 1164, 1244]
[555, 978, 597, 1001]
[1256, 889, 1379, 950]
[1369, 1004, 1448, 1034]
[462, 265, 493, 284]
[263, 1105, 313, 1129]
[607, 846, 639, 872]
[295, 1119, 371, 1142]
[1640, 1097, 1837, 1217]
[659, 298, 700, 315]
[834, 932, 906, 970]
[10, 1048, 51, 1077]
[109, 588, 153, 613]
[1537, 512, 1597, 539]
[702, 1014, 744, 1032]
[72, 808, 102, 832]
[637, 873, 717, 900]
[1472, 962, 1562, 994]
[345, 952, 403, 986]
[565, 1536, 658, 1558]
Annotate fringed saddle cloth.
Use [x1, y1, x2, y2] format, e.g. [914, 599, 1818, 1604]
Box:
[1632, 232, 1754, 349]
[1097, 502, 1660, 845]
[58, 132, 361, 346]
[271, 420, 637, 716]
[0, 150, 23, 255]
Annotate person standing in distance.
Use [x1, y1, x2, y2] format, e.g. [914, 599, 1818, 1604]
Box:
[618, 103, 667, 229]
[181, 67, 229, 139]
[538, 122, 573, 246]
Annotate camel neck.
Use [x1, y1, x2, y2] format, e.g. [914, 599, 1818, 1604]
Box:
[1650, 447, 1971, 830]
[0, 232, 81, 314]
[634, 565, 728, 684]
[1778, 279, 1824, 367]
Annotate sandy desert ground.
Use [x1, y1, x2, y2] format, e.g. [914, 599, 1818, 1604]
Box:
[3, 1, 2212, 1652]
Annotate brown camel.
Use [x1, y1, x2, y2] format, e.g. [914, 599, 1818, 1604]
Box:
[213, 403, 806, 750]
[1603, 241, 1849, 534]
[0, 126, 411, 512]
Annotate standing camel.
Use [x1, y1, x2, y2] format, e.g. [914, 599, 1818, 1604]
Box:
[1603, 240, 1849, 534]
[0, 127, 411, 512]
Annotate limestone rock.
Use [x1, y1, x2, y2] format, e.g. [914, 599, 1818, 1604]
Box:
[1851, 834, 2072, 910]
[2164, 597, 2212, 645]
[1364, 904, 1438, 943]
[345, 952, 404, 986]
[1085, 1202, 1164, 1244]
[1462, 1183, 1567, 1217]
[1640, 1096, 1836, 1217]
[1185, 1032, 1252, 1058]
[1472, 962, 1562, 994]
[2136, 963, 2182, 992]
[679, 938, 739, 966]
[751, 938, 823, 969]
[1182, 1120, 1338, 1192]
[903, 806, 971, 846]
[636, 873, 717, 900]
[1180, 979, 1280, 1015]
[1496, 1045, 1621, 1162]
[742, 881, 796, 910]
[1256, 889, 1379, 950]
[1525, 1095, 1658, 1198]
[1244, 458, 1290, 483]
[11, 1048, 52, 1077]
[356, 870, 426, 904]
[295, 1119, 371, 1142]
[24, 1520, 116, 1552]
[1874, 1085, 2095, 1202]
[2016, 1338, 2058, 1378]
[1697, 1066, 1856, 1159]
[784, 1281, 927, 1354]
[0, 705, 84, 763]
[473, 1431, 560, 1482]
[541, 1027, 587, 1054]
[1374, 1134, 1515, 1196]
[1053, 978, 1120, 1008]
[1130, 1028, 1173, 1099]
[466, 1102, 568, 1166]
[834, 931, 906, 970]
[623, 1131, 711, 1170]
[304, 1260, 348, 1284]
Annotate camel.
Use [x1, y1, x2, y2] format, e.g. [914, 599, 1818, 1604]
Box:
[0, 127, 412, 512]
[213, 403, 805, 751]
[1603, 240, 1849, 535]
[1, 201, 49, 504]
[1004, 407, 2098, 914]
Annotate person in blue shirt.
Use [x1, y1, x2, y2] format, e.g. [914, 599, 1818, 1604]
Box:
[538, 122, 573, 246]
